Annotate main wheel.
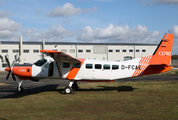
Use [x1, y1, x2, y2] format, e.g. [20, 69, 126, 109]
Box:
[17, 86, 24, 93]
[72, 84, 78, 91]
[64, 87, 73, 94]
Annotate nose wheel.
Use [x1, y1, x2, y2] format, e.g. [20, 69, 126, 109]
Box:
[17, 86, 24, 93]
[17, 80, 24, 93]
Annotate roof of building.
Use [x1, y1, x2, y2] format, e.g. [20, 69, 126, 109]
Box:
[0, 41, 157, 46]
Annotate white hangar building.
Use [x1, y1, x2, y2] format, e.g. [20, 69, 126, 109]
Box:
[0, 37, 157, 71]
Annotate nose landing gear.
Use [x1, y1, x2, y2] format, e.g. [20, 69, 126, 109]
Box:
[17, 80, 24, 93]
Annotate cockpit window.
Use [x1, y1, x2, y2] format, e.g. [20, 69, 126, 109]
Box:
[34, 58, 47, 67]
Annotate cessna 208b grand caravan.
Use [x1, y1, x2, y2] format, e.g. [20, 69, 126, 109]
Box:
[5, 33, 174, 94]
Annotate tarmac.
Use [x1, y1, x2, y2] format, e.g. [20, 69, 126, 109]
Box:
[0, 71, 178, 100]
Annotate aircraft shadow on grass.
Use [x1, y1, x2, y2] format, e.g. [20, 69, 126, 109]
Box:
[0, 118, 7, 120]
[1, 85, 138, 98]
[1, 84, 60, 99]
[58, 85, 138, 94]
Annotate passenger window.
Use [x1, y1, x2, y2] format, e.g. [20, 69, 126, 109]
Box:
[74, 63, 80, 68]
[86, 64, 93, 69]
[112, 65, 119, 70]
[104, 64, 110, 70]
[95, 64, 102, 69]
[63, 63, 70, 68]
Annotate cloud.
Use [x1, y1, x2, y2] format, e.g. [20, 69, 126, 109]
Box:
[23, 24, 76, 41]
[0, 0, 5, 6]
[36, 10, 42, 15]
[77, 24, 160, 43]
[0, 10, 12, 18]
[168, 25, 178, 54]
[168, 25, 178, 38]
[83, 6, 98, 13]
[46, 3, 98, 17]
[140, 0, 178, 6]
[63, 19, 72, 25]
[102, 20, 108, 22]
[0, 18, 22, 40]
[46, 3, 81, 17]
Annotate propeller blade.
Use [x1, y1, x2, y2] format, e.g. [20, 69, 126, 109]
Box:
[6, 71, 11, 80]
[5, 55, 10, 67]
[11, 73, 16, 81]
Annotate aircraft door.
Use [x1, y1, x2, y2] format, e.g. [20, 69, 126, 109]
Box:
[83, 63, 94, 80]
[48, 62, 54, 77]
[41, 62, 49, 77]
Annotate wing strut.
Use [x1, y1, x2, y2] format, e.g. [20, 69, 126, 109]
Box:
[55, 59, 63, 78]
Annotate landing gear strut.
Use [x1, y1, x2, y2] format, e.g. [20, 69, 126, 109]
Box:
[17, 80, 24, 93]
[64, 81, 78, 94]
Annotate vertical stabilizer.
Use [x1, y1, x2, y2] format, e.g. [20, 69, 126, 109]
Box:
[149, 33, 174, 65]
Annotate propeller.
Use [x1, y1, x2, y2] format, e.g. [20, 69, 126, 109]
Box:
[5, 54, 16, 81]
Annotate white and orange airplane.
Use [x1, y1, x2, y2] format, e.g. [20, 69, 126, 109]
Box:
[5, 33, 174, 94]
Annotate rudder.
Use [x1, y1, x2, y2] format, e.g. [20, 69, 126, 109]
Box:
[149, 33, 174, 65]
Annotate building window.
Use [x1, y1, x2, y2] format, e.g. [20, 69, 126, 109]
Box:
[112, 65, 119, 70]
[61, 49, 66, 53]
[109, 50, 113, 52]
[122, 50, 126, 52]
[129, 50, 133, 52]
[78, 50, 83, 53]
[142, 49, 146, 52]
[95, 64, 102, 69]
[33, 50, 39, 53]
[86, 64, 93, 69]
[70, 49, 75, 53]
[136, 50, 139, 52]
[2, 63, 8, 67]
[23, 50, 29, 53]
[86, 50, 91, 53]
[103, 64, 110, 70]
[2, 50, 8, 53]
[63, 63, 70, 68]
[74, 63, 80, 68]
[13, 50, 19, 53]
[116, 50, 120, 52]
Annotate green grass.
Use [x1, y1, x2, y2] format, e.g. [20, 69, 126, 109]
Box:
[0, 81, 178, 120]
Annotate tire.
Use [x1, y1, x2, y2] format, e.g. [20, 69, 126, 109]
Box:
[17, 86, 24, 93]
[72, 84, 78, 91]
[64, 87, 73, 94]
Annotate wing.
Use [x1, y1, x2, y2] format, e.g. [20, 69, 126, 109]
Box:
[40, 50, 80, 64]
[40, 50, 81, 78]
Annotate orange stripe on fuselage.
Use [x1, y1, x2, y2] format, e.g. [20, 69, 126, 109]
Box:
[132, 55, 152, 77]
[66, 58, 85, 80]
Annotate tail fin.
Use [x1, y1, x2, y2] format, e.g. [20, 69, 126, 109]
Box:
[149, 33, 174, 65]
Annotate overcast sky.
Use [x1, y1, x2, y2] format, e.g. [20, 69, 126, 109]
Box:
[0, 0, 178, 54]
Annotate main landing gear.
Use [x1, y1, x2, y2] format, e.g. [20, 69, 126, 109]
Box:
[64, 81, 78, 94]
[17, 80, 24, 93]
